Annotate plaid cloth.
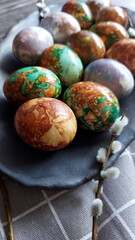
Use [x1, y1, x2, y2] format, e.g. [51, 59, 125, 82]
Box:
[0, 141, 135, 240]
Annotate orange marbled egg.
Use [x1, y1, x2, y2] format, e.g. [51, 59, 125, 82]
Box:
[86, 0, 111, 20]
[14, 98, 77, 151]
[106, 39, 135, 76]
[96, 6, 128, 27]
[66, 30, 105, 66]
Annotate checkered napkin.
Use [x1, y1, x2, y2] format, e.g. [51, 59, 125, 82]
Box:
[0, 140, 135, 240]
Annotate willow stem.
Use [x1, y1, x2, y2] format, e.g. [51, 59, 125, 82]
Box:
[92, 134, 115, 240]
[0, 178, 14, 240]
[92, 216, 98, 240]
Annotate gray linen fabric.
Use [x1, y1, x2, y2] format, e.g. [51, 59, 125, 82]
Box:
[0, 142, 135, 240]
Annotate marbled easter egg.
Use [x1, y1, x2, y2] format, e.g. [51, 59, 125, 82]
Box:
[13, 27, 54, 65]
[83, 59, 134, 99]
[96, 6, 128, 27]
[14, 98, 77, 151]
[66, 30, 105, 66]
[86, 0, 111, 20]
[3, 66, 62, 105]
[63, 81, 120, 131]
[41, 12, 80, 44]
[40, 44, 83, 87]
[91, 21, 129, 49]
[106, 39, 135, 76]
[62, 0, 93, 29]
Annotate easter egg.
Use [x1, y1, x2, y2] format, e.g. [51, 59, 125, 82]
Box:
[86, 0, 111, 20]
[106, 39, 135, 76]
[91, 21, 129, 50]
[62, 0, 93, 29]
[66, 30, 105, 66]
[14, 98, 77, 151]
[63, 82, 120, 131]
[41, 12, 80, 44]
[13, 27, 54, 65]
[83, 59, 134, 99]
[96, 6, 128, 27]
[40, 44, 83, 87]
[3, 66, 62, 105]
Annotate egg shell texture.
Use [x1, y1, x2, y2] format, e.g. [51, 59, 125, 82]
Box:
[63, 81, 120, 131]
[96, 6, 128, 27]
[83, 59, 134, 99]
[66, 30, 105, 66]
[86, 0, 111, 20]
[62, 0, 93, 29]
[41, 12, 80, 44]
[3, 66, 62, 105]
[106, 39, 135, 76]
[40, 44, 83, 87]
[13, 27, 54, 65]
[14, 98, 77, 151]
[91, 21, 129, 50]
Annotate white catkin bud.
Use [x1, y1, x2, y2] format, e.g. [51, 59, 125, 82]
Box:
[110, 116, 129, 136]
[91, 198, 103, 217]
[101, 167, 120, 180]
[111, 141, 122, 153]
[91, 180, 103, 194]
[96, 148, 106, 163]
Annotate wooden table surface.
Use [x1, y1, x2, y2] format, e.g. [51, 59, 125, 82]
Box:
[0, 0, 134, 40]
[0, 0, 64, 40]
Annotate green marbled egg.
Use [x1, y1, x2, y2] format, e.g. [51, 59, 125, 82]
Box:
[40, 44, 83, 87]
[63, 81, 120, 131]
[90, 21, 129, 50]
[3, 66, 62, 105]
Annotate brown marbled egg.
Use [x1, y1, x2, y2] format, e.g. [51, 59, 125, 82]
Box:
[86, 0, 111, 20]
[96, 6, 128, 27]
[66, 30, 105, 66]
[14, 98, 77, 151]
[41, 12, 80, 44]
[13, 27, 54, 65]
[62, 0, 93, 29]
[106, 39, 135, 76]
[91, 21, 129, 50]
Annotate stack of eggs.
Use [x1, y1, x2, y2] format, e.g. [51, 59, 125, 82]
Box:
[3, 0, 135, 151]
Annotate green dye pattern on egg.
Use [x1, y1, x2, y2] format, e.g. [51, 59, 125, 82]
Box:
[91, 22, 129, 49]
[63, 82, 120, 131]
[4, 66, 62, 104]
[45, 45, 83, 87]
[59, 48, 83, 86]
[8, 75, 18, 83]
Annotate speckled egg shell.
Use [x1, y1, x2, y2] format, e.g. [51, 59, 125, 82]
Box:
[40, 44, 83, 87]
[14, 98, 77, 151]
[41, 12, 81, 44]
[62, 0, 93, 29]
[106, 39, 135, 76]
[63, 81, 120, 132]
[86, 0, 111, 20]
[66, 30, 105, 66]
[83, 59, 134, 99]
[96, 6, 128, 27]
[90, 21, 129, 50]
[13, 27, 54, 65]
[3, 66, 62, 105]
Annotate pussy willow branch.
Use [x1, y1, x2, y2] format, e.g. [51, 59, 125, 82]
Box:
[0, 178, 14, 240]
[92, 135, 115, 240]
[92, 111, 127, 240]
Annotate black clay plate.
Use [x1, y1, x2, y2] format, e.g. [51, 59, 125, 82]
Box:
[0, 4, 135, 189]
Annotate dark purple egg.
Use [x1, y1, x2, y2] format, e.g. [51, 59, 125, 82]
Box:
[83, 59, 134, 99]
[13, 26, 54, 65]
